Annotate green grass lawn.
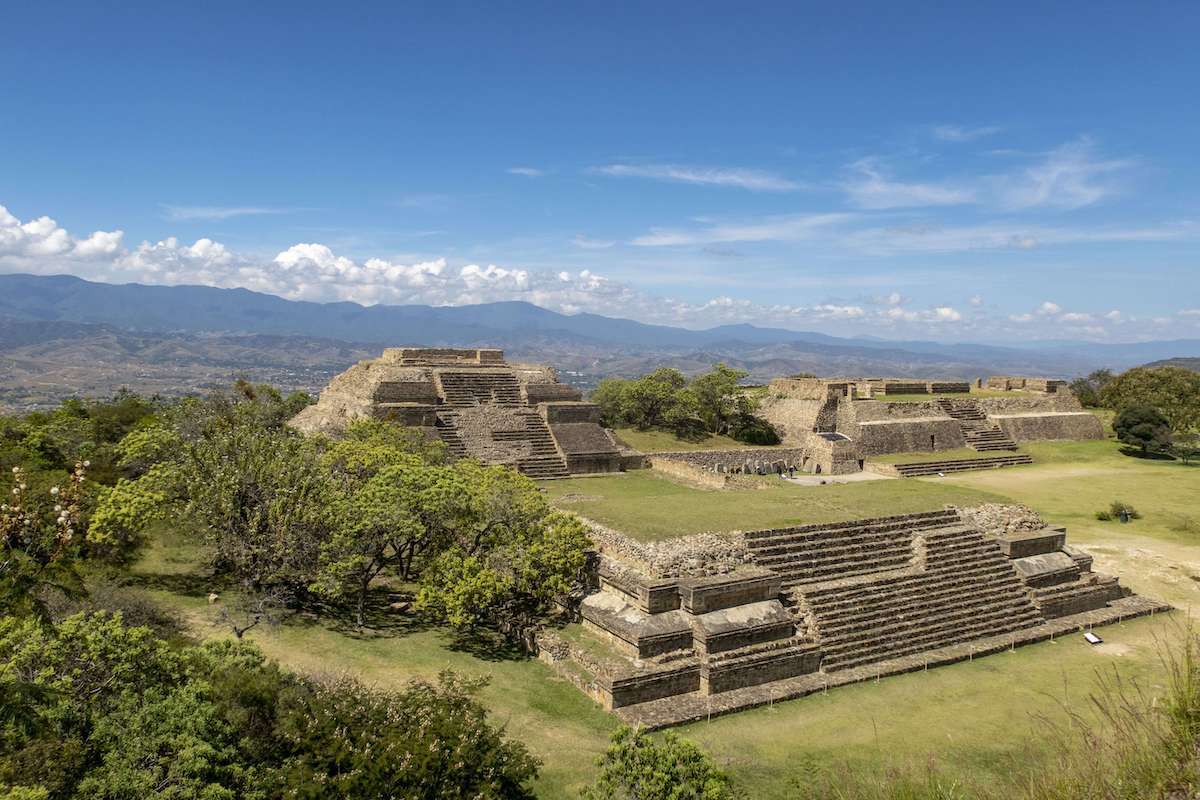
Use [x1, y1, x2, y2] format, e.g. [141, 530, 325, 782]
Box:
[127, 436, 1200, 799]
[612, 427, 775, 453]
[542, 469, 1006, 539]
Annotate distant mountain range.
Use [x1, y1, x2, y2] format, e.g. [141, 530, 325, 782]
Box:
[2, 273, 1199, 408]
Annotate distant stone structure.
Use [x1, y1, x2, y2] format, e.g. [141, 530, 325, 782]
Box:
[539, 506, 1167, 728]
[754, 375, 1104, 474]
[289, 348, 636, 478]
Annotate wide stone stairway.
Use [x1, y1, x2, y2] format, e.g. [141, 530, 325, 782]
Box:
[743, 510, 960, 590]
[436, 408, 568, 479]
[746, 510, 1042, 672]
[889, 453, 1033, 477]
[436, 370, 524, 406]
[936, 398, 1018, 451]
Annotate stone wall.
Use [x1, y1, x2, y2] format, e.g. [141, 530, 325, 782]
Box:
[649, 448, 809, 471]
[542, 401, 602, 423]
[373, 403, 438, 426]
[953, 503, 1046, 536]
[585, 519, 753, 579]
[649, 458, 730, 489]
[993, 412, 1105, 442]
[525, 383, 583, 404]
[854, 418, 967, 455]
[976, 394, 1083, 413]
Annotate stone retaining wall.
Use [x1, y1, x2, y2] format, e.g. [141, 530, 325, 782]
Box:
[585, 518, 753, 578]
[855, 418, 966, 454]
[993, 412, 1105, 442]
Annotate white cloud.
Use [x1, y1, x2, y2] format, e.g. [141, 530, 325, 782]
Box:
[810, 304, 865, 319]
[571, 234, 615, 250]
[0, 205, 124, 263]
[632, 212, 853, 246]
[591, 163, 800, 192]
[632, 211, 1197, 254]
[506, 167, 544, 177]
[842, 158, 975, 209]
[162, 206, 296, 221]
[995, 138, 1134, 210]
[932, 306, 962, 322]
[932, 125, 1002, 142]
[969, 294, 983, 306]
[0, 202, 1193, 341]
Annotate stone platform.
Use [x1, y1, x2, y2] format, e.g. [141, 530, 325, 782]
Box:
[290, 347, 636, 477]
[613, 595, 1169, 729]
[544, 505, 1166, 727]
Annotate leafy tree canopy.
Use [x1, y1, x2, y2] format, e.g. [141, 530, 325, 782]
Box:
[583, 725, 742, 800]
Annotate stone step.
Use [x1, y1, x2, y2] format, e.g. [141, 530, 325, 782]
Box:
[742, 511, 960, 543]
[815, 582, 1033, 638]
[745, 515, 960, 551]
[821, 601, 1042, 661]
[819, 595, 1040, 656]
[892, 455, 1030, 476]
[821, 609, 1043, 671]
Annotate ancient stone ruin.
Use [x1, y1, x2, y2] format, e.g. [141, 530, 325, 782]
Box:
[540, 505, 1167, 728]
[289, 348, 637, 478]
[751, 375, 1104, 475]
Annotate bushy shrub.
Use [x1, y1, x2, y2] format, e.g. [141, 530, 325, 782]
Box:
[1097, 501, 1140, 522]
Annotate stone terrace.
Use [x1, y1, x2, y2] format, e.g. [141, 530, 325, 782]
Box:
[539, 505, 1169, 727]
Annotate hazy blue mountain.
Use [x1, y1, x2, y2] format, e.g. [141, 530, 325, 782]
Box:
[3, 273, 1198, 375]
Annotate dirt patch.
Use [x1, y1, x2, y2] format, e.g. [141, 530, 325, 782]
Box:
[555, 493, 603, 504]
[1091, 641, 1132, 656]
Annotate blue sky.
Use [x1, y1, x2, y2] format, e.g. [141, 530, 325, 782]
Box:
[2, 1, 1198, 341]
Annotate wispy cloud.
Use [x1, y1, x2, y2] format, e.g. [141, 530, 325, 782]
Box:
[571, 233, 615, 249]
[995, 138, 1135, 210]
[507, 166, 544, 177]
[632, 212, 853, 246]
[842, 158, 975, 209]
[162, 205, 296, 221]
[932, 124, 1002, 142]
[590, 163, 801, 192]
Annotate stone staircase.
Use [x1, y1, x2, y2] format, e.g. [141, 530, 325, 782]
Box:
[890, 453, 1033, 477]
[743, 510, 960, 591]
[784, 521, 1042, 672]
[936, 398, 1018, 452]
[436, 408, 568, 479]
[436, 371, 523, 407]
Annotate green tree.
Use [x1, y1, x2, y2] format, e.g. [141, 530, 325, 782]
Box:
[1113, 405, 1173, 454]
[1069, 368, 1115, 408]
[624, 369, 688, 430]
[416, 462, 591, 629]
[592, 378, 632, 428]
[1, 613, 539, 800]
[1102, 366, 1200, 438]
[273, 672, 539, 799]
[583, 725, 741, 800]
[1171, 433, 1200, 465]
[0, 463, 88, 620]
[689, 364, 747, 435]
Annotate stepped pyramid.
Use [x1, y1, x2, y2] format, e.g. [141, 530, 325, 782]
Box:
[552, 505, 1168, 728]
[290, 347, 637, 477]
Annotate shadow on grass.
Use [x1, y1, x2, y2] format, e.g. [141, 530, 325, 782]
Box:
[125, 569, 224, 598]
[1118, 447, 1177, 461]
[294, 588, 440, 638]
[446, 625, 528, 662]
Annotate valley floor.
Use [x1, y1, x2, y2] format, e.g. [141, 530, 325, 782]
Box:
[134, 438, 1200, 798]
